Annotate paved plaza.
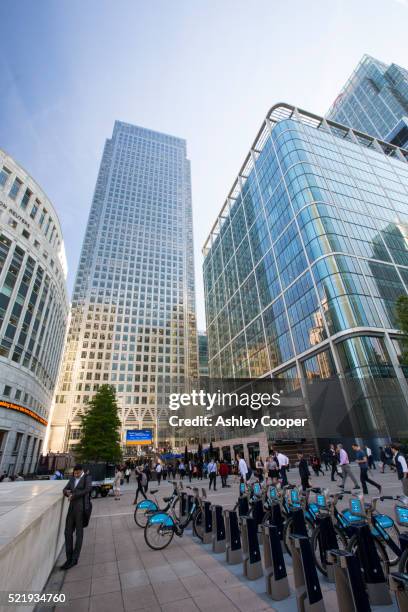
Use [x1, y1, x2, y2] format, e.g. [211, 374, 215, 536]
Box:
[48, 465, 405, 612]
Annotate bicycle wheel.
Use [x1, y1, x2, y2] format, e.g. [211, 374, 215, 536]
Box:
[134, 500, 158, 528]
[193, 509, 204, 541]
[312, 525, 348, 577]
[144, 520, 175, 550]
[134, 506, 153, 528]
[399, 547, 408, 573]
[347, 533, 389, 577]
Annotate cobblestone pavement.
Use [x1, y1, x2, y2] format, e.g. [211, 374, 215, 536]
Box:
[53, 465, 403, 612]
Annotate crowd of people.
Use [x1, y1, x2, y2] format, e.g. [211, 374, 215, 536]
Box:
[106, 441, 408, 502]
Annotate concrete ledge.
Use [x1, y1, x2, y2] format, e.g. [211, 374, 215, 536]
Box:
[0, 481, 68, 612]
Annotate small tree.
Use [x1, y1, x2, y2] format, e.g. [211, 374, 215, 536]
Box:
[396, 295, 408, 364]
[209, 440, 214, 459]
[75, 385, 122, 463]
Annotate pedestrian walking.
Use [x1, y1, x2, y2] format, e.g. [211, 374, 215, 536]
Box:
[366, 446, 376, 470]
[156, 461, 163, 485]
[208, 458, 217, 490]
[329, 444, 339, 481]
[237, 453, 250, 482]
[337, 444, 360, 490]
[61, 465, 92, 570]
[297, 452, 311, 491]
[276, 451, 289, 486]
[219, 460, 229, 487]
[352, 444, 381, 495]
[179, 461, 186, 480]
[391, 443, 408, 496]
[255, 456, 264, 482]
[133, 467, 148, 503]
[267, 454, 280, 484]
[311, 455, 324, 476]
[113, 466, 123, 500]
[125, 467, 131, 484]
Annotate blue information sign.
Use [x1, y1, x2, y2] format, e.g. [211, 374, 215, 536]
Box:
[126, 429, 153, 445]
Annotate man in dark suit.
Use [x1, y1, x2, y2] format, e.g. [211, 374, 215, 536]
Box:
[61, 464, 92, 570]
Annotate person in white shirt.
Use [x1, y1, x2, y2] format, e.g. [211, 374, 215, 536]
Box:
[365, 446, 376, 470]
[391, 443, 408, 496]
[208, 458, 217, 490]
[155, 461, 163, 485]
[337, 444, 360, 489]
[237, 453, 249, 482]
[276, 452, 289, 486]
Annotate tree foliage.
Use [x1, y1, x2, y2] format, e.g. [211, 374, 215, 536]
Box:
[75, 385, 122, 463]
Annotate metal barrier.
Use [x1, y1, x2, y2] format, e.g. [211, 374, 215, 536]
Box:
[211, 505, 226, 553]
[262, 523, 290, 600]
[241, 516, 263, 580]
[224, 509, 241, 564]
[328, 550, 371, 612]
[290, 534, 325, 612]
[389, 572, 408, 612]
[202, 500, 213, 544]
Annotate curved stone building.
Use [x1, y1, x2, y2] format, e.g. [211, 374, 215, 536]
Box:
[0, 149, 68, 475]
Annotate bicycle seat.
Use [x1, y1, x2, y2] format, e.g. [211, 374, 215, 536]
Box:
[163, 496, 172, 502]
[150, 489, 158, 494]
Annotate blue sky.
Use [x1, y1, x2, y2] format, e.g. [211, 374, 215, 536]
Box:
[0, 0, 407, 328]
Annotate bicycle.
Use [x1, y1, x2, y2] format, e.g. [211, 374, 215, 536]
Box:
[134, 481, 180, 528]
[345, 494, 399, 574]
[281, 486, 318, 556]
[144, 486, 203, 550]
[310, 490, 350, 576]
[395, 498, 408, 573]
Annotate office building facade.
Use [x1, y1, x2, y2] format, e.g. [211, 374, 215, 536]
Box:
[0, 149, 68, 475]
[49, 121, 197, 453]
[327, 55, 408, 148]
[203, 103, 408, 458]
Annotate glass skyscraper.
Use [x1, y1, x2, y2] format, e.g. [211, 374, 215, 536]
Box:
[203, 103, 408, 449]
[327, 55, 408, 148]
[49, 121, 197, 453]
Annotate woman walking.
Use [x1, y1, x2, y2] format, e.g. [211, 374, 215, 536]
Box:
[113, 466, 123, 501]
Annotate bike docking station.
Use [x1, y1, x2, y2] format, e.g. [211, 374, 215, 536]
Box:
[327, 549, 371, 612]
[353, 523, 392, 606]
[289, 533, 326, 612]
[187, 492, 195, 520]
[262, 522, 290, 600]
[348, 496, 392, 606]
[179, 490, 188, 521]
[211, 504, 226, 553]
[314, 514, 340, 582]
[241, 515, 263, 580]
[389, 572, 408, 612]
[224, 509, 242, 564]
[287, 508, 325, 612]
[202, 499, 213, 544]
